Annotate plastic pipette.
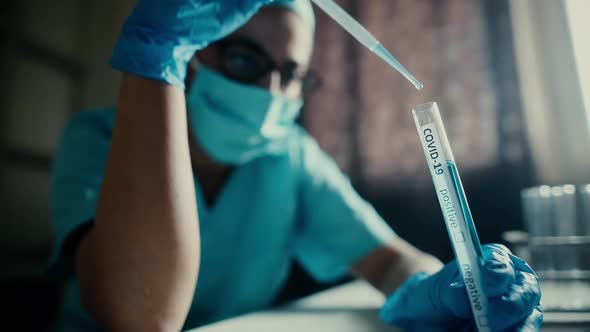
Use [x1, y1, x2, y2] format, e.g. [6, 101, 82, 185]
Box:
[413, 102, 489, 332]
[311, 0, 423, 90]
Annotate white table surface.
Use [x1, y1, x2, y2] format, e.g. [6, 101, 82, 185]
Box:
[191, 281, 590, 332]
[192, 281, 399, 332]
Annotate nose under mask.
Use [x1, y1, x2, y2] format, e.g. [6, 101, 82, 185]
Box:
[185, 64, 304, 165]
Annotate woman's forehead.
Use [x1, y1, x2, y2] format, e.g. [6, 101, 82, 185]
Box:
[230, 6, 314, 68]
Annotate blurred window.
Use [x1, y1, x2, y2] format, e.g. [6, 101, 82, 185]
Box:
[565, 0, 590, 125]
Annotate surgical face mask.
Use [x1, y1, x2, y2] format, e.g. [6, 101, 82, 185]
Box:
[186, 64, 304, 165]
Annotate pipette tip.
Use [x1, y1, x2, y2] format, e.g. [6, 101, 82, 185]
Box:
[373, 44, 423, 91]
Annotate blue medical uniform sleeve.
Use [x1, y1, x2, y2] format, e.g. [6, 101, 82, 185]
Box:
[294, 133, 397, 282]
[48, 110, 114, 278]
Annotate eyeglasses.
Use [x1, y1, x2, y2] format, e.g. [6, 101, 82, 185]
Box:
[212, 37, 321, 93]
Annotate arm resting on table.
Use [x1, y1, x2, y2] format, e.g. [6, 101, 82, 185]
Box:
[76, 74, 200, 332]
[351, 239, 443, 295]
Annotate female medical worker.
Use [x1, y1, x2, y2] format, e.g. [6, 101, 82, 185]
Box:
[49, 0, 542, 331]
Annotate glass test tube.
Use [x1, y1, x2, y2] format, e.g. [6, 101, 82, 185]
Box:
[552, 185, 578, 271]
[521, 186, 555, 271]
[579, 185, 590, 272]
[412, 102, 490, 332]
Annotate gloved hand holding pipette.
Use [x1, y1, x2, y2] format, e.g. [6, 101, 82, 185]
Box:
[380, 244, 543, 331]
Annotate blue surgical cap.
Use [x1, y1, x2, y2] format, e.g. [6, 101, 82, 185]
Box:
[270, 0, 316, 31]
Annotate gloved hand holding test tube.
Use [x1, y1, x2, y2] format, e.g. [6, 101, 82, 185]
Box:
[311, 2, 543, 328]
[413, 102, 490, 331]
[379, 102, 542, 331]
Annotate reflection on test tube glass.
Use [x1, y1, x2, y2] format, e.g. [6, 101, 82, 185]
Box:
[581, 185, 590, 236]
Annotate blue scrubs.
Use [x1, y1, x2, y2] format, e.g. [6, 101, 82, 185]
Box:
[49, 108, 397, 331]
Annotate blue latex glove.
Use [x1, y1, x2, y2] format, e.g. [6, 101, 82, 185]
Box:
[380, 244, 543, 332]
[111, 0, 283, 87]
